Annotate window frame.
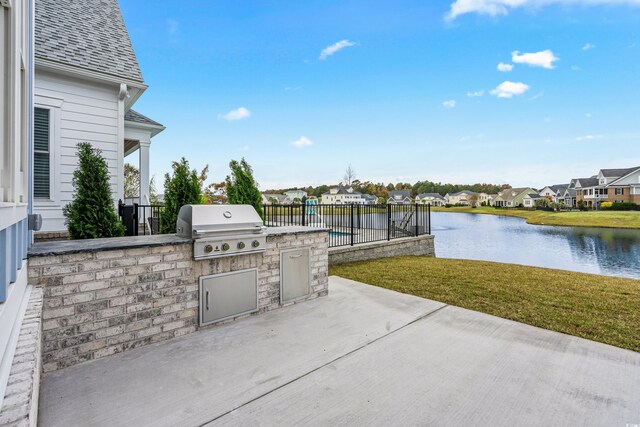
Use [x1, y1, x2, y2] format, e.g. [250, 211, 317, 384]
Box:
[33, 97, 62, 205]
[33, 107, 51, 200]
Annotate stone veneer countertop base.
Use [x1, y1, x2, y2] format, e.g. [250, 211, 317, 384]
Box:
[28, 226, 329, 257]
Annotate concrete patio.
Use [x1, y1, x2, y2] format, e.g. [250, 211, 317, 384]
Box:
[39, 277, 640, 426]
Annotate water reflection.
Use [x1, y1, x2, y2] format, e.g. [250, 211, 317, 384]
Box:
[432, 212, 640, 279]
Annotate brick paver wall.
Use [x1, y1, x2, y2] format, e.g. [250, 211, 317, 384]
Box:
[28, 231, 328, 372]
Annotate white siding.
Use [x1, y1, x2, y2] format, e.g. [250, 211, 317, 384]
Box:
[33, 70, 121, 232]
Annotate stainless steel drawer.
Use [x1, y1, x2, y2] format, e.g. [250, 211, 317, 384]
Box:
[280, 247, 311, 304]
[200, 269, 258, 326]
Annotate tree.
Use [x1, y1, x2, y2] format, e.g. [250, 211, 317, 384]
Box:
[63, 143, 125, 239]
[225, 158, 264, 219]
[124, 163, 139, 198]
[160, 158, 202, 234]
[468, 194, 479, 208]
[343, 164, 356, 186]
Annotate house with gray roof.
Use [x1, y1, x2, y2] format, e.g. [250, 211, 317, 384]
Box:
[415, 193, 445, 206]
[575, 166, 640, 208]
[33, 0, 165, 233]
[444, 190, 478, 206]
[493, 188, 538, 208]
[321, 185, 366, 204]
[387, 190, 412, 205]
[539, 184, 569, 203]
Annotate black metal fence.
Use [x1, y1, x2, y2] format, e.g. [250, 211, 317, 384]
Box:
[264, 203, 431, 248]
[118, 200, 165, 236]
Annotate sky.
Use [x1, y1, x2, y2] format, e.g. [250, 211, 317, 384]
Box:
[120, 0, 640, 190]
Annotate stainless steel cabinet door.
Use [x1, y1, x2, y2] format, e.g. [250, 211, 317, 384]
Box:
[200, 269, 258, 325]
[280, 248, 311, 304]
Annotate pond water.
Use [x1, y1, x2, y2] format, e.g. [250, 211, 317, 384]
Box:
[431, 212, 640, 279]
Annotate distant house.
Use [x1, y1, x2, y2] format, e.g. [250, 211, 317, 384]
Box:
[321, 185, 366, 204]
[262, 193, 290, 205]
[387, 190, 412, 204]
[283, 190, 307, 201]
[559, 180, 578, 207]
[539, 184, 569, 203]
[33, 0, 165, 233]
[361, 194, 379, 205]
[478, 193, 497, 206]
[522, 193, 544, 208]
[493, 188, 538, 208]
[445, 190, 478, 206]
[575, 166, 640, 208]
[415, 193, 445, 206]
[606, 166, 640, 204]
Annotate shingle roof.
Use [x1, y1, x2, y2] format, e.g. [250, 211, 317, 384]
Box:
[35, 0, 144, 82]
[496, 187, 536, 202]
[388, 190, 411, 199]
[416, 193, 444, 199]
[576, 177, 600, 188]
[545, 184, 569, 193]
[125, 110, 164, 127]
[600, 167, 640, 178]
[451, 190, 477, 196]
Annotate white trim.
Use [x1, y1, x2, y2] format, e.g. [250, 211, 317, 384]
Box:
[0, 267, 30, 413]
[32, 102, 60, 205]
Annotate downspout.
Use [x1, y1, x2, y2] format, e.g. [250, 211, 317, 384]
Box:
[116, 83, 128, 208]
[27, 0, 34, 245]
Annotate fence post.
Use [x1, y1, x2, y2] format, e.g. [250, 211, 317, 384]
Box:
[350, 204, 354, 246]
[387, 204, 391, 241]
[428, 204, 431, 234]
[415, 203, 419, 236]
[302, 203, 306, 227]
[133, 203, 139, 236]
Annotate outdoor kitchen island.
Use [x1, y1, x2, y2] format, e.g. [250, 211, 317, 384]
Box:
[28, 218, 329, 373]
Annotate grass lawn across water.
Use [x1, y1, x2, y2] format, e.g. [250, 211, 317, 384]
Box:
[431, 206, 640, 229]
[330, 257, 640, 352]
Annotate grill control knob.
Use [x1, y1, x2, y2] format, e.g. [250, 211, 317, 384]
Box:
[252, 240, 260, 248]
[221, 243, 230, 251]
[204, 244, 214, 253]
[237, 242, 246, 250]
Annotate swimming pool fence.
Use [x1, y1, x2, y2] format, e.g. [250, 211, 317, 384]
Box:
[263, 203, 431, 248]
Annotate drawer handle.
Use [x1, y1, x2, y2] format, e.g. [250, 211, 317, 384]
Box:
[206, 291, 210, 311]
[289, 254, 302, 259]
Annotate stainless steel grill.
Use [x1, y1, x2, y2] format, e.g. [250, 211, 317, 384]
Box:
[177, 205, 267, 260]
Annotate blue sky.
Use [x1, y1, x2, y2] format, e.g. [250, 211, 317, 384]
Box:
[120, 0, 640, 189]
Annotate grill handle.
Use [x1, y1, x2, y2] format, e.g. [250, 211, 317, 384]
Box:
[192, 225, 266, 235]
[206, 291, 210, 311]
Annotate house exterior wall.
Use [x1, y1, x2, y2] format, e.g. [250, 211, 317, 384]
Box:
[321, 193, 365, 204]
[33, 70, 122, 232]
[0, 0, 34, 417]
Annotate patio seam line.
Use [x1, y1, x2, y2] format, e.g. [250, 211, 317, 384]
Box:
[199, 302, 450, 426]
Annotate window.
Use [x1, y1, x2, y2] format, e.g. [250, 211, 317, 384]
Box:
[34, 107, 51, 199]
[615, 188, 624, 195]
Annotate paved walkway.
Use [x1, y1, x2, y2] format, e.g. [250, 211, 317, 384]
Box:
[40, 277, 640, 426]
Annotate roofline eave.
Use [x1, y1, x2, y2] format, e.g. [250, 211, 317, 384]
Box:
[35, 57, 148, 92]
[124, 120, 166, 138]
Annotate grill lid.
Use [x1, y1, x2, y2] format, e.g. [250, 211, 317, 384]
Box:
[176, 205, 265, 238]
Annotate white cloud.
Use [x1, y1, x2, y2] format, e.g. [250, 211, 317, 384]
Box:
[571, 65, 582, 71]
[576, 134, 603, 141]
[290, 136, 313, 148]
[467, 90, 485, 97]
[497, 62, 513, 72]
[582, 43, 596, 51]
[319, 40, 356, 60]
[220, 107, 251, 121]
[512, 50, 559, 69]
[585, 112, 592, 118]
[442, 100, 457, 109]
[490, 81, 530, 98]
[530, 93, 544, 100]
[285, 86, 301, 91]
[446, 0, 640, 21]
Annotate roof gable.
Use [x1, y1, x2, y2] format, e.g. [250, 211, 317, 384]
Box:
[35, 0, 144, 82]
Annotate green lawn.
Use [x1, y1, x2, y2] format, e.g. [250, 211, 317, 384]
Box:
[330, 257, 640, 352]
[431, 206, 640, 229]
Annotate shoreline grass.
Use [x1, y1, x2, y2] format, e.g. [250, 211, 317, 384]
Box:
[330, 257, 640, 352]
[431, 206, 640, 229]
